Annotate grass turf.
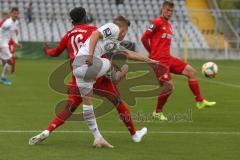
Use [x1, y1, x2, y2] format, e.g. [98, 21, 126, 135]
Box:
[0, 59, 240, 160]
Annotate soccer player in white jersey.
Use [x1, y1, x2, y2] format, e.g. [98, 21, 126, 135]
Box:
[72, 16, 158, 147]
[0, 7, 22, 85]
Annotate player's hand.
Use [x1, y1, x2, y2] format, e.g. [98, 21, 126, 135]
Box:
[145, 58, 158, 64]
[16, 43, 23, 48]
[43, 43, 50, 54]
[86, 55, 93, 66]
[43, 42, 50, 49]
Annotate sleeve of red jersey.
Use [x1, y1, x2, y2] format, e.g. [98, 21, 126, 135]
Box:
[45, 34, 68, 57]
[141, 19, 159, 53]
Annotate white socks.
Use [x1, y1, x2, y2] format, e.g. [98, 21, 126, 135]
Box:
[1, 63, 9, 78]
[83, 104, 102, 139]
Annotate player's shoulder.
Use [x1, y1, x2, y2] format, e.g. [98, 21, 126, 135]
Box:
[0, 18, 7, 25]
[152, 17, 164, 25]
[3, 18, 12, 24]
[72, 24, 97, 31]
[84, 24, 97, 31]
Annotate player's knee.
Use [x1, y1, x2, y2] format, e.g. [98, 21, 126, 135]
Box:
[163, 81, 174, 94]
[169, 84, 175, 94]
[188, 68, 197, 79]
[111, 96, 121, 107]
[69, 106, 78, 112]
[184, 66, 197, 79]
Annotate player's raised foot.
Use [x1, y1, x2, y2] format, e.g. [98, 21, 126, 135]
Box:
[197, 99, 216, 110]
[93, 137, 114, 148]
[1, 77, 12, 85]
[29, 130, 50, 145]
[152, 111, 168, 121]
[112, 64, 128, 84]
[132, 127, 148, 143]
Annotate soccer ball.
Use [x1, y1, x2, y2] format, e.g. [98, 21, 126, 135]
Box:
[202, 62, 218, 78]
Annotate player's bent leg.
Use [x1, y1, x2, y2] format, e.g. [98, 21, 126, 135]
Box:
[153, 80, 174, 121]
[78, 80, 114, 148]
[29, 104, 79, 145]
[73, 57, 113, 147]
[82, 93, 114, 148]
[106, 64, 129, 84]
[0, 47, 13, 85]
[29, 82, 82, 146]
[1, 60, 12, 85]
[94, 77, 147, 142]
[182, 64, 216, 109]
[47, 104, 78, 132]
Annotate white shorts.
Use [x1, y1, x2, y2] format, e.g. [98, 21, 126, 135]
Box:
[0, 47, 12, 60]
[73, 57, 111, 96]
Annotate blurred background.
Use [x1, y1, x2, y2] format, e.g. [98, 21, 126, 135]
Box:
[1, 0, 240, 59]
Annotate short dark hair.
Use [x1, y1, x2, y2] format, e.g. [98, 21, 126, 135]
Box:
[69, 7, 86, 24]
[162, 1, 175, 8]
[113, 16, 130, 27]
[11, 7, 19, 12]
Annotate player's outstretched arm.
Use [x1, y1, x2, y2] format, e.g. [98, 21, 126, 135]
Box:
[121, 49, 158, 64]
[44, 34, 68, 57]
[86, 31, 103, 66]
[141, 31, 151, 53]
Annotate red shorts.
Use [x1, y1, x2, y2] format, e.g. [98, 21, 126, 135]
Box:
[67, 75, 120, 107]
[156, 56, 187, 81]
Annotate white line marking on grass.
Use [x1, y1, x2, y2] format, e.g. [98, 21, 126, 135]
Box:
[0, 130, 239, 135]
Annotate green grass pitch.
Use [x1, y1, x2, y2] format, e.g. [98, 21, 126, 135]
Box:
[0, 59, 240, 160]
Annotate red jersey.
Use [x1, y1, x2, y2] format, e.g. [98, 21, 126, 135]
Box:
[141, 17, 173, 61]
[45, 24, 97, 62]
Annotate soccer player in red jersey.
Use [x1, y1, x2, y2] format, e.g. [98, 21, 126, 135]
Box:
[29, 7, 147, 148]
[141, 1, 216, 120]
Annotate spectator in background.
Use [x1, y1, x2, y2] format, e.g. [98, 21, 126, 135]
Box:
[26, 2, 33, 23]
[116, 0, 124, 5]
[86, 12, 94, 23]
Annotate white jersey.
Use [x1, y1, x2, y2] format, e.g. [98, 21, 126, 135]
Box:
[76, 23, 125, 57]
[0, 18, 19, 48]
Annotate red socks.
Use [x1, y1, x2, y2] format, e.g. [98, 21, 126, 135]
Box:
[156, 91, 170, 113]
[188, 79, 204, 102]
[117, 101, 136, 135]
[155, 79, 203, 112]
[11, 56, 16, 73]
[47, 102, 137, 136]
[47, 107, 73, 132]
